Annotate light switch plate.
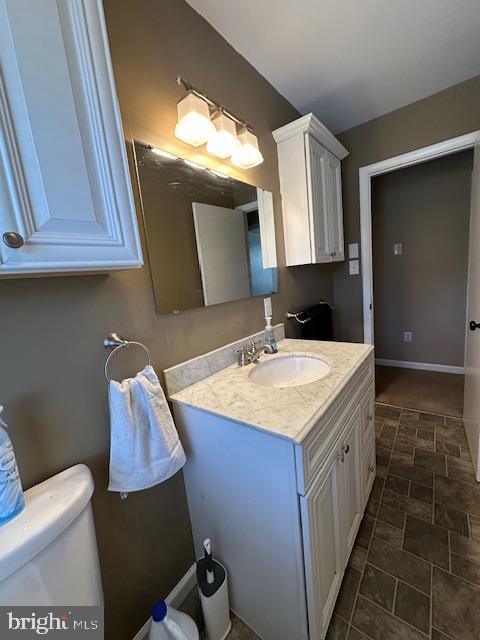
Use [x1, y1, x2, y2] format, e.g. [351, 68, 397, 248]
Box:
[349, 259, 360, 276]
[394, 243, 403, 256]
[404, 331, 413, 342]
[348, 243, 359, 259]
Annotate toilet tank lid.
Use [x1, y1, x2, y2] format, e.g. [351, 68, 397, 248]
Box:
[0, 464, 95, 584]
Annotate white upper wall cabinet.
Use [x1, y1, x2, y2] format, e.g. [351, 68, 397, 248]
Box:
[272, 114, 348, 266]
[0, 0, 143, 276]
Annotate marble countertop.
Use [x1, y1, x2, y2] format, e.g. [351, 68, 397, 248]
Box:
[169, 338, 374, 444]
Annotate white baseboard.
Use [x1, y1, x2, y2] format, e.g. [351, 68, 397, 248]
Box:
[375, 358, 464, 375]
[133, 563, 197, 640]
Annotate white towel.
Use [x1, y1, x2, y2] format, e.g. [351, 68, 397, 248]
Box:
[108, 365, 186, 493]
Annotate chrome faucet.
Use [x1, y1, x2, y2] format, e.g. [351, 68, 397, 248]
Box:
[235, 340, 275, 366]
[249, 342, 275, 363]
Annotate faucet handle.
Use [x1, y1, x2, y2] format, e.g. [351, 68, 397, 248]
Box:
[235, 345, 251, 366]
[248, 339, 263, 354]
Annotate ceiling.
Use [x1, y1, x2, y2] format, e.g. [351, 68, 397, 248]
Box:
[186, 0, 480, 133]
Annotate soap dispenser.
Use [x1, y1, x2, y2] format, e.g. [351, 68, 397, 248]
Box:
[264, 297, 278, 353]
[0, 405, 25, 526]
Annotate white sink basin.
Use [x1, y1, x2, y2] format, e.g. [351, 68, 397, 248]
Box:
[248, 354, 331, 388]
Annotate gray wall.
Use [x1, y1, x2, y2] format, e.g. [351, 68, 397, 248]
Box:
[372, 150, 473, 366]
[0, 1, 333, 638]
[334, 74, 480, 342]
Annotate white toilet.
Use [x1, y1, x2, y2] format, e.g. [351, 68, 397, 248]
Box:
[0, 464, 103, 605]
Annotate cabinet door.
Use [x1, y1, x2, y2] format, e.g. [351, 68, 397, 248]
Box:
[339, 409, 363, 558]
[362, 438, 376, 507]
[0, 0, 142, 275]
[360, 384, 375, 445]
[305, 135, 330, 263]
[300, 446, 344, 640]
[326, 151, 345, 261]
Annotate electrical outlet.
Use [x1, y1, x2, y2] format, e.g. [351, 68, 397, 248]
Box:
[404, 331, 413, 343]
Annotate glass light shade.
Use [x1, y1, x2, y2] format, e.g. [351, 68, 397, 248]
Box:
[175, 93, 215, 147]
[231, 130, 264, 169]
[206, 113, 240, 158]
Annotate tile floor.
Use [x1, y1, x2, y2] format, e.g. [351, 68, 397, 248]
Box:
[222, 616, 260, 640]
[327, 403, 480, 640]
[181, 586, 260, 639]
[185, 402, 480, 640]
[199, 615, 259, 640]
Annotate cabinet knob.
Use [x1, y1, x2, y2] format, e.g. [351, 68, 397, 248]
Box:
[2, 231, 24, 249]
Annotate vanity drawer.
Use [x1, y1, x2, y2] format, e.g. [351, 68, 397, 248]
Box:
[295, 353, 374, 496]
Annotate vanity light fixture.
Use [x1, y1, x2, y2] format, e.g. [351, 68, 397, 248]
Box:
[206, 112, 240, 159]
[175, 76, 263, 168]
[231, 130, 264, 169]
[175, 92, 215, 147]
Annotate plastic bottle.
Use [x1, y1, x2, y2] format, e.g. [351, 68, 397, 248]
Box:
[0, 405, 25, 526]
[148, 601, 199, 640]
[264, 316, 278, 353]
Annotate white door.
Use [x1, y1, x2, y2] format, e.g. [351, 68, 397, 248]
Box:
[360, 385, 376, 504]
[464, 139, 480, 482]
[300, 446, 344, 640]
[192, 203, 251, 306]
[306, 135, 330, 263]
[256, 188, 277, 269]
[360, 385, 375, 445]
[339, 410, 363, 556]
[326, 152, 345, 262]
[0, 0, 142, 275]
[362, 440, 376, 506]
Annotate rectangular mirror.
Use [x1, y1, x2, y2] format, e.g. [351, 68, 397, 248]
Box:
[133, 140, 278, 315]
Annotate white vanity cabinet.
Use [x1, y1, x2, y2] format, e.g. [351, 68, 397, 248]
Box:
[301, 408, 363, 639]
[0, 0, 142, 276]
[171, 350, 375, 640]
[300, 440, 346, 638]
[272, 113, 348, 266]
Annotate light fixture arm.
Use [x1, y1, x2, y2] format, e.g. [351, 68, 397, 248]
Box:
[176, 75, 252, 132]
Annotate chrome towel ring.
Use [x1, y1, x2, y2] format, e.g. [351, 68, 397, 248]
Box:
[103, 332, 152, 382]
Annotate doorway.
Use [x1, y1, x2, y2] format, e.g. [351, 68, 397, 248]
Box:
[360, 132, 478, 409]
[371, 150, 473, 416]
